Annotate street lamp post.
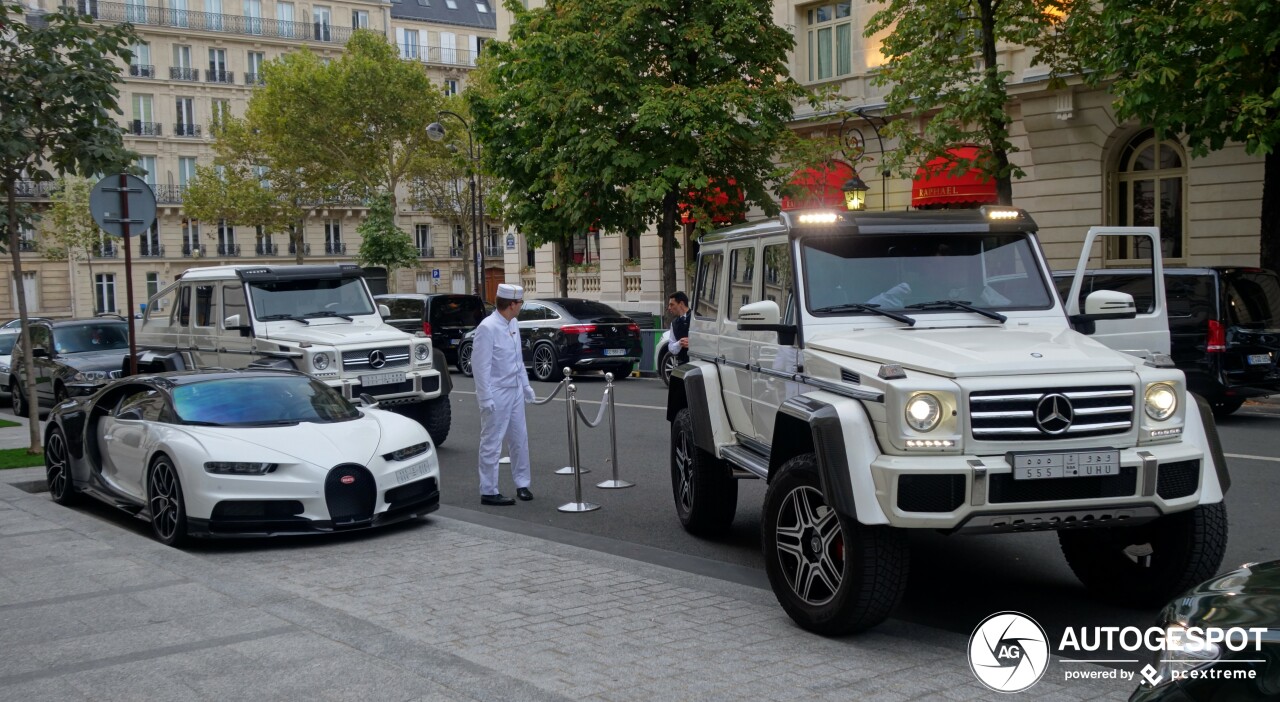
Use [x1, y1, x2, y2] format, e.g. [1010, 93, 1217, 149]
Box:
[427, 111, 483, 298]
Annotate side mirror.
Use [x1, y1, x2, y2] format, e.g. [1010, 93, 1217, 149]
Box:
[737, 300, 797, 345]
[1070, 290, 1138, 334]
[378, 304, 391, 318]
[223, 314, 254, 337]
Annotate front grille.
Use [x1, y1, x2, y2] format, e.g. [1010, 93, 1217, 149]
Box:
[325, 464, 375, 527]
[385, 476, 437, 509]
[208, 500, 309, 534]
[897, 474, 966, 512]
[1157, 460, 1200, 499]
[341, 345, 411, 371]
[989, 466, 1137, 503]
[970, 386, 1134, 441]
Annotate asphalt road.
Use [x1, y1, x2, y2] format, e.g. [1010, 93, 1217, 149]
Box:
[436, 371, 1280, 660]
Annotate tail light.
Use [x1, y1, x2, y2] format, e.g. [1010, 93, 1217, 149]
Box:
[626, 323, 639, 333]
[561, 324, 597, 335]
[1207, 320, 1226, 352]
[422, 321, 432, 336]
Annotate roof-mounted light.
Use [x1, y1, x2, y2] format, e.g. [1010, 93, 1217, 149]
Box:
[981, 206, 1025, 221]
[797, 212, 840, 225]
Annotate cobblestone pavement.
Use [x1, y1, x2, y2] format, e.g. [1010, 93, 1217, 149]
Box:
[0, 469, 1129, 701]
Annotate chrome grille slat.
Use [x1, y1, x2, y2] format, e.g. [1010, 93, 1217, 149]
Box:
[1074, 405, 1133, 415]
[341, 346, 412, 371]
[969, 385, 1134, 441]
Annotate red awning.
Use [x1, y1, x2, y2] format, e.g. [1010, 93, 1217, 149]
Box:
[679, 178, 744, 225]
[780, 161, 854, 211]
[911, 146, 998, 208]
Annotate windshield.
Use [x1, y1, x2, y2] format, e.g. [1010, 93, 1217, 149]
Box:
[802, 233, 1053, 314]
[249, 277, 375, 320]
[172, 375, 360, 426]
[52, 323, 130, 354]
[0, 333, 16, 355]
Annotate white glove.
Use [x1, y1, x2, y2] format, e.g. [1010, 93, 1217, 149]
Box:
[480, 400, 495, 414]
[524, 386, 536, 404]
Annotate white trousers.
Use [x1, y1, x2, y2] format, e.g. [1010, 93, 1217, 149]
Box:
[478, 385, 531, 495]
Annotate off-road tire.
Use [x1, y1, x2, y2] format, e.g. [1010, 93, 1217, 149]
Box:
[1059, 502, 1228, 607]
[1210, 398, 1245, 419]
[762, 453, 909, 635]
[670, 408, 737, 535]
[45, 427, 79, 506]
[411, 396, 452, 447]
[457, 341, 474, 377]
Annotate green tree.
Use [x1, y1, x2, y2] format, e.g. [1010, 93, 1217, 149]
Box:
[470, 0, 805, 300]
[42, 176, 114, 305]
[356, 193, 419, 274]
[865, 0, 1071, 204]
[1, 2, 137, 452]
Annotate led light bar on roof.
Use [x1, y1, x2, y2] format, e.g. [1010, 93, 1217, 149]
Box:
[797, 212, 840, 225]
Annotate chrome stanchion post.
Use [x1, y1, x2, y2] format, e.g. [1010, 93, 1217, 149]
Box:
[555, 367, 587, 475]
[597, 372, 633, 489]
[558, 383, 599, 513]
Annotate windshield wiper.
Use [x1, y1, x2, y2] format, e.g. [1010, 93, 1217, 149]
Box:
[811, 303, 916, 326]
[258, 313, 310, 325]
[303, 310, 354, 321]
[180, 420, 225, 427]
[905, 299, 1007, 323]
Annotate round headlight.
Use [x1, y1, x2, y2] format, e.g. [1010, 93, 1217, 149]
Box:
[312, 352, 330, 371]
[1145, 383, 1178, 421]
[905, 393, 942, 432]
[415, 343, 429, 362]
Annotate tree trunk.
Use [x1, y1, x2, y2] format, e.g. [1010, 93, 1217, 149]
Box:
[4, 177, 43, 454]
[1261, 151, 1280, 274]
[659, 190, 679, 309]
[291, 221, 304, 265]
[558, 238, 570, 297]
[978, 0, 1014, 206]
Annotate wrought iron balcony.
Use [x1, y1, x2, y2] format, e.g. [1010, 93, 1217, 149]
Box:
[244, 72, 265, 86]
[484, 246, 502, 258]
[216, 243, 241, 256]
[66, 0, 353, 44]
[12, 181, 55, 199]
[154, 185, 185, 203]
[288, 242, 310, 255]
[17, 240, 38, 252]
[139, 243, 165, 257]
[95, 244, 118, 258]
[173, 123, 201, 137]
[127, 120, 162, 136]
[324, 242, 346, 255]
[255, 243, 278, 256]
[182, 243, 206, 257]
[170, 66, 199, 81]
[449, 247, 463, 258]
[417, 246, 434, 258]
[128, 63, 155, 78]
[206, 69, 234, 84]
[399, 44, 479, 67]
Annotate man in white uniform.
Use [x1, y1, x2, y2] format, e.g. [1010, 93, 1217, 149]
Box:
[472, 283, 536, 505]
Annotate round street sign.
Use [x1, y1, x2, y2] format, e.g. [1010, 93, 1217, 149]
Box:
[89, 174, 157, 237]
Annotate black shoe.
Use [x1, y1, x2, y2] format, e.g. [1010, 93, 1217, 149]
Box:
[481, 493, 516, 506]
[516, 487, 533, 501]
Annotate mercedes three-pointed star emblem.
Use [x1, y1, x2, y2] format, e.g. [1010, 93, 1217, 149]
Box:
[368, 350, 386, 369]
[1034, 393, 1074, 435]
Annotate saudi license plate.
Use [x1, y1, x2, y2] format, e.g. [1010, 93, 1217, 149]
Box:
[1247, 353, 1271, 365]
[395, 460, 431, 484]
[603, 348, 626, 356]
[1010, 449, 1120, 480]
[361, 371, 406, 387]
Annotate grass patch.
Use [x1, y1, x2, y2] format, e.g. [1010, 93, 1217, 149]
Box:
[0, 448, 45, 470]
[0, 419, 18, 428]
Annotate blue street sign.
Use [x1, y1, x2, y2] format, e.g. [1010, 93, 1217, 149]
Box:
[432, 268, 441, 280]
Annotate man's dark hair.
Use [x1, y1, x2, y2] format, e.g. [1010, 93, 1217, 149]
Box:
[496, 297, 519, 312]
[668, 291, 689, 305]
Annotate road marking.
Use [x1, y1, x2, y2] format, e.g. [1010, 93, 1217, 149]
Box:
[450, 389, 666, 411]
[1225, 452, 1280, 463]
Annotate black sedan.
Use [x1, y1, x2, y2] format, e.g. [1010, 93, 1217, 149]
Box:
[1131, 559, 1280, 701]
[457, 298, 642, 381]
[7, 318, 129, 416]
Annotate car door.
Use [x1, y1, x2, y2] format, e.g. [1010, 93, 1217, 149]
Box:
[719, 244, 758, 435]
[188, 282, 220, 368]
[99, 387, 162, 501]
[1065, 227, 1170, 357]
[218, 282, 253, 369]
[751, 238, 801, 444]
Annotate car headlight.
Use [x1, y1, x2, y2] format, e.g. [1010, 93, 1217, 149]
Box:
[905, 393, 943, 432]
[204, 461, 277, 475]
[1151, 625, 1223, 685]
[382, 441, 430, 462]
[1145, 383, 1178, 421]
[71, 370, 108, 382]
[0, 362, 9, 375]
[415, 344, 430, 363]
[312, 352, 330, 371]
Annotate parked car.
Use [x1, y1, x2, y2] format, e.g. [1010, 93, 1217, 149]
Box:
[42, 369, 441, 546]
[376, 293, 487, 369]
[0, 328, 17, 403]
[1, 316, 51, 329]
[7, 318, 130, 417]
[456, 298, 642, 382]
[1130, 559, 1280, 701]
[1054, 267, 1280, 417]
[656, 329, 680, 387]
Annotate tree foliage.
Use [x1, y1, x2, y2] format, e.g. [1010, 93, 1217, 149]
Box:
[1, 2, 137, 452]
[43, 176, 113, 291]
[470, 0, 805, 299]
[355, 193, 419, 274]
[865, 0, 1071, 204]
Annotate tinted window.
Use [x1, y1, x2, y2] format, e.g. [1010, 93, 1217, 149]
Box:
[1226, 272, 1280, 327]
[1165, 274, 1214, 331]
[763, 242, 794, 323]
[175, 286, 191, 326]
[385, 298, 425, 320]
[694, 252, 724, 319]
[194, 285, 215, 327]
[116, 390, 168, 422]
[173, 376, 360, 426]
[52, 323, 129, 354]
[431, 297, 485, 327]
[0, 333, 16, 355]
[223, 284, 248, 327]
[556, 300, 622, 318]
[517, 303, 546, 322]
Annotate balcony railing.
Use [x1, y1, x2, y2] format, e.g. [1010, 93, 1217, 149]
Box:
[17, 240, 38, 252]
[95, 244, 118, 258]
[67, 0, 353, 44]
[216, 243, 241, 256]
[244, 72, 265, 86]
[288, 242, 310, 255]
[324, 242, 346, 255]
[182, 243, 206, 257]
[127, 120, 162, 136]
[206, 69, 234, 84]
[170, 66, 199, 81]
[139, 242, 164, 257]
[417, 246, 434, 258]
[128, 63, 155, 78]
[448, 247, 463, 258]
[398, 44, 479, 67]
[154, 184, 185, 203]
[173, 123, 201, 137]
[11, 181, 55, 198]
[255, 243, 278, 256]
[484, 246, 502, 258]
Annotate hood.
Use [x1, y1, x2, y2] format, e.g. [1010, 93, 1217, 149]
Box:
[259, 320, 415, 348]
[183, 414, 384, 466]
[1164, 560, 1280, 634]
[59, 349, 128, 372]
[806, 326, 1139, 378]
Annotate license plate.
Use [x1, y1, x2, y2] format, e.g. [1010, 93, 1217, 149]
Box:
[1010, 450, 1120, 480]
[603, 348, 626, 356]
[361, 371, 406, 387]
[1247, 353, 1271, 365]
[449, 339, 459, 346]
[394, 460, 431, 484]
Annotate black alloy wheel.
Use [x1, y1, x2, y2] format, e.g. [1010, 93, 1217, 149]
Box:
[148, 455, 188, 547]
[457, 341, 474, 377]
[669, 408, 736, 535]
[531, 343, 562, 382]
[10, 378, 28, 418]
[45, 427, 78, 505]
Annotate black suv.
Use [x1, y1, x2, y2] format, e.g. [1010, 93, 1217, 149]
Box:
[1054, 267, 1280, 417]
[7, 318, 130, 417]
[376, 293, 487, 369]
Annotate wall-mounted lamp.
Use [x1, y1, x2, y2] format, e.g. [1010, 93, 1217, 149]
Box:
[842, 173, 870, 211]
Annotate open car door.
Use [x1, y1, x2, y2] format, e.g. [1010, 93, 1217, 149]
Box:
[1064, 226, 1169, 358]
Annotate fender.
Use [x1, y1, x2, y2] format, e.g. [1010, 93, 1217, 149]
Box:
[771, 391, 889, 526]
[1186, 393, 1230, 502]
[668, 361, 733, 455]
[433, 348, 452, 395]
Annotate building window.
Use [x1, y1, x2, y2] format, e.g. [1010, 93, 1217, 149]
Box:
[398, 28, 419, 59]
[352, 9, 368, 27]
[146, 272, 160, 300]
[182, 219, 200, 249]
[444, 79, 458, 96]
[626, 233, 641, 262]
[453, 224, 465, 252]
[137, 155, 156, 185]
[806, 2, 852, 82]
[247, 51, 265, 84]
[1110, 129, 1187, 262]
[324, 219, 341, 245]
[415, 223, 431, 254]
[313, 6, 331, 41]
[11, 272, 38, 312]
[218, 219, 235, 247]
[95, 273, 117, 313]
[211, 98, 230, 125]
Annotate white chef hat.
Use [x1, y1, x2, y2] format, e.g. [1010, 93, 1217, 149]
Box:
[496, 283, 524, 301]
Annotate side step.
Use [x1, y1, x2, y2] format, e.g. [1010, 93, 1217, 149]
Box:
[720, 444, 769, 480]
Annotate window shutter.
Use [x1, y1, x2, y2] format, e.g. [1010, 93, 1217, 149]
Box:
[396, 28, 406, 57]
[469, 35, 479, 65]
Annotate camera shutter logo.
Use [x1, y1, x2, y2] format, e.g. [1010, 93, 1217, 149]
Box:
[968, 611, 1050, 693]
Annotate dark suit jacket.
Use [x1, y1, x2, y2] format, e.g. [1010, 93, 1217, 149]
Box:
[670, 311, 690, 364]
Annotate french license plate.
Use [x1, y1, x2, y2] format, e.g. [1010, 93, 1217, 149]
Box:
[361, 371, 406, 387]
[1010, 450, 1120, 480]
[395, 460, 431, 485]
[1247, 353, 1271, 365]
[449, 339, 459, 346]
[603, 348, 626, 356]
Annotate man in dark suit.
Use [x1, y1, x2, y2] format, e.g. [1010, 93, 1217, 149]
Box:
[667, 291, 691, 364]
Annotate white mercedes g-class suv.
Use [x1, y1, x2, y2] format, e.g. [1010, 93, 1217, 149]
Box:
[135, 264, 452, 444]
[667, 207, 1229, 635]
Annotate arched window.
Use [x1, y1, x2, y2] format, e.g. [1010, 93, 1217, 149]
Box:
[1110, 129, 1187, 262]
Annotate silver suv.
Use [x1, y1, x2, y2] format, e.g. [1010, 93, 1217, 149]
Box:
[667, 207, 1229, 634]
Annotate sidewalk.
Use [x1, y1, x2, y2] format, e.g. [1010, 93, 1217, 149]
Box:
[0, 413, 37, 450]
[0, 469, 1128, 702]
